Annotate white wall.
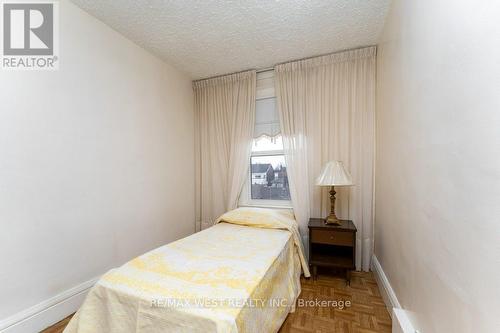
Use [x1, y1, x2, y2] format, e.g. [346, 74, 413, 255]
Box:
[0, 0, 194, 321]
[375, 1, 500, 332]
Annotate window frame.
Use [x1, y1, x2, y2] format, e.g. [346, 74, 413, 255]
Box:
[239, 148, 292, 209]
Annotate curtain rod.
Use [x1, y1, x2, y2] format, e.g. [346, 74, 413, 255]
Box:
[274, 45, 376, 67]
[193, 67, 273, 83]
[194, 45, 376, 83]
[193, 68, 255, 83]
[256, 67, 273, 74]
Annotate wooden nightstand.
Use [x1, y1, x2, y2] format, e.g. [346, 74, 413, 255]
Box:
[308, 218, 357, 284]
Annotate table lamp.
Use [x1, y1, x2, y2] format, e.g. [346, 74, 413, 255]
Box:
[316, 160, 353, 225]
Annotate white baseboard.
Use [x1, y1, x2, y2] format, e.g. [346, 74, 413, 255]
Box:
[0, 277, 99, 333]
[371, 254, 401, 312]
[371, 255, 416, 333]
[392, 308, 417, 333]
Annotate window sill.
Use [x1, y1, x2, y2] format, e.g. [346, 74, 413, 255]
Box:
[239, 203, 293, 210]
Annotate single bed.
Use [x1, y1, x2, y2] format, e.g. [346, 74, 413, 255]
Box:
[64, 208, 310, 333]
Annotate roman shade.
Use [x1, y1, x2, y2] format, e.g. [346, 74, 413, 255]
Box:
[254, 97, 280, 139]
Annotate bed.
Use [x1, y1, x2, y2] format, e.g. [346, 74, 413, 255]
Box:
[64, 207, 310, 333]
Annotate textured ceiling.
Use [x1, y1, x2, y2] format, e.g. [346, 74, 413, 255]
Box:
[70, 0, 390, 79]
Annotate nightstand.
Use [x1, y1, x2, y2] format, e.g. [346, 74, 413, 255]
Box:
[308, 218, 357, 284]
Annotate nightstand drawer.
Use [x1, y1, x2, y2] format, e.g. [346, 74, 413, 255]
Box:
[310, 229, 353, 246]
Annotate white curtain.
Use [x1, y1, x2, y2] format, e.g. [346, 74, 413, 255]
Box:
[275, 47, 376, 271]
[194, 71, 256, 231]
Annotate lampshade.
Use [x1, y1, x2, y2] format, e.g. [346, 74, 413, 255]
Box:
[315, 160, 353, 186]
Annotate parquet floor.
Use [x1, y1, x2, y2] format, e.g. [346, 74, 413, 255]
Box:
[279, 271, 392, 333]
[42, 271, 390, 333]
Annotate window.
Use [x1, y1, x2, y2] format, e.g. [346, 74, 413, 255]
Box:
[250, 153, 290, 200]
[239, 74, 292, 207]
[245, 133, 291, 206]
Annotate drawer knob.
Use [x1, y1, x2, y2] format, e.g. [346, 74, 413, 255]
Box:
[330, 236, 334, 239]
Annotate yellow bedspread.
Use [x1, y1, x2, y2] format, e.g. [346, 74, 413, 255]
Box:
[65, 209, 305, 333]
[215, 207, 310, 278]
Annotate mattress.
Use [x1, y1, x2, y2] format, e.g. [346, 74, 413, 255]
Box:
[64, 222, 302, 333]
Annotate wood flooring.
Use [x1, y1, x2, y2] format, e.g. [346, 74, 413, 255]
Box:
[41, 271, 391, 333]
[278, 271, 392, 333]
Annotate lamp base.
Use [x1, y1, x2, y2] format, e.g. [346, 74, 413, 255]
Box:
[324, 214, 342, 225]
[324, 186, 342, 225]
